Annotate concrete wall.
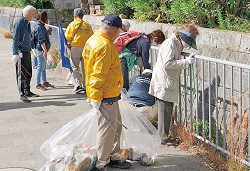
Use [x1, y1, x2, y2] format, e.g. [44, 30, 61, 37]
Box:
[83, 15, 250, 65]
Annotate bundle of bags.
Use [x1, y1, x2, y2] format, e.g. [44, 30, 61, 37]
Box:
[40, 91, 161, 171]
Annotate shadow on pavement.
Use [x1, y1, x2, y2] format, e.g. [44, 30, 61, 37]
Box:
[0, 93, 87, 111]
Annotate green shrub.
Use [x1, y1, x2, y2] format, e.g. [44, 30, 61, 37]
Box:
[100, 0, 250, 32]
[126, 0, 160, 21]
[100, 0, 133, 18]
[0, 0, 54, 9]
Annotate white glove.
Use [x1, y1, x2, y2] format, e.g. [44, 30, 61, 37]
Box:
[12, 55, 20, 64]
[32, 49, 36, 56]
[142, 69, 153, 74]
[90, 101, 101, 111]
[185, 53, 196, 65]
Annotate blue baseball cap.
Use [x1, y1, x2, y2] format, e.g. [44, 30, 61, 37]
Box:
[179, 29, 197, 49]
[101, 14, 122, 29]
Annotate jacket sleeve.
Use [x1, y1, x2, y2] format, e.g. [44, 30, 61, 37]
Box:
[65, 23, 73, 43]
[162, 42, 186, 69]
[89, 44, 112, 102]
[12, 22, 21, 55]
[36, 26, 46, 46]
[140, 39, 151, 69]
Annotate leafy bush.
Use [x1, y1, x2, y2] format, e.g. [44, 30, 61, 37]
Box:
[126, 0, 160, 21]
[100, 0, 133, 18]
[101, 0, 250, 32]
[0, 0, 54, 9]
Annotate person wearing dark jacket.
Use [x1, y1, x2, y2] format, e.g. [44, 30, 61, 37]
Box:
[33, 11, 54, 91]
[127, 70, 155, 106]
[120, 29, 165, 90]
[12, 5, 38, 103]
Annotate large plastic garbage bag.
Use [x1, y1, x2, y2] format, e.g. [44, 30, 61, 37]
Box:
[119, 90, 161, 164]
[40, 91, 160, 170]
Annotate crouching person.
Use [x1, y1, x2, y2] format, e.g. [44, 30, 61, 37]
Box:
[126, 69, 157, 122]
[82, 14, 132, 171]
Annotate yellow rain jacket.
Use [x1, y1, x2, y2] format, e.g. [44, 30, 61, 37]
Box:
[65, 18, 93, 48]
[83, 30, 123, 102]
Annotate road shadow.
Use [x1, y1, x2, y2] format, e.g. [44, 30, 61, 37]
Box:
[0, 93, 87, 111]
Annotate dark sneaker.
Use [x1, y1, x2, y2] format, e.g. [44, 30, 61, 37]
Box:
[25, 91, 40, 97]
[74, 86, 84, 93]
[20, 95, 31, 103]
[43, 82, 55, 88]
[36, 84, 47, 91]
[108, 160, 132, 169]
[90, 166, 106, 171]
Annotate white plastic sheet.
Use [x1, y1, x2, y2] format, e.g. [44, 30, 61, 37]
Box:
[46, 52, 55, 69]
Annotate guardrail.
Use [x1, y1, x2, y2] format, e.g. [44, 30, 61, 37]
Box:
[146, 46, 250, 166]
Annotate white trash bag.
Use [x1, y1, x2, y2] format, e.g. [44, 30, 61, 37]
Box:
[119, 91, 161, 165]
[46, 52, 55, 69]
[40, 92, 161, 170]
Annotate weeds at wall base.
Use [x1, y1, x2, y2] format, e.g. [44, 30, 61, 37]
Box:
[170, 123, 249, 171]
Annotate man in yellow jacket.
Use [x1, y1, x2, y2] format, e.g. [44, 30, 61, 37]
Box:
[83, 14, 132, 171]
[65, 8, 93, 93]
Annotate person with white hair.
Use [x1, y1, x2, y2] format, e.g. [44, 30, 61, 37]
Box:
[12, 5, 38, 103]
[83, 14, 132, 171]
[121, 19, 130, 32]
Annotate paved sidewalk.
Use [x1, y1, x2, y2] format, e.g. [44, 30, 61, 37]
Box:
[0, 35, 213, 171]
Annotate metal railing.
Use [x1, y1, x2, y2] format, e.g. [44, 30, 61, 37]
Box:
[146, 46, 250, 166]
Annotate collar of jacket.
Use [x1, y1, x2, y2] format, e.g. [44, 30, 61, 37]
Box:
[21, 15, 29, 26]
[172, 34, 184, 51]
[95, 30, 112, 41]
[38, 21, 45, 26]
[74, 17, 83, 23]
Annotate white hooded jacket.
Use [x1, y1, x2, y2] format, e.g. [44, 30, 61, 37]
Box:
[149, 34, 188, 103]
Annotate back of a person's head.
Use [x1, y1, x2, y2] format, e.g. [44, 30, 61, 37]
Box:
[40, 11, 48, 23]
[179, 24, 199, 36]
[35, 13, 40, 21]
[150, 29, 165, 44]
[23, 5, 36, 16]
[74, 8, 84, 19]
[122, 19, 130, 32]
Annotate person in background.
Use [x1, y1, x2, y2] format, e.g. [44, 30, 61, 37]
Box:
[12, 5, 39, 103]
[34, 11, 54, 91]
[127, 69, 155, 107]
[32, 12, 41, 69]
[148, 24, 199, 143]
[126, 69, 157, 122]
[121, 19, 130, 32]
[65, 8, 93, 93]
[32, 14, 52, 69]
[83, 14, 132, 171]
[120, 29, 165, 90]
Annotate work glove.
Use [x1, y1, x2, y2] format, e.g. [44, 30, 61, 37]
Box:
[90, 101, 101, 111]
[142, 69, 153, 75]
[12, 53, 22, 64]
[185, 53, 196, 65]
[32, 49, 36, 56]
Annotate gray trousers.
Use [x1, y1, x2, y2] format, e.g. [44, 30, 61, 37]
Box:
[157, 99, 174, 138]
[70, 46, 84, 87]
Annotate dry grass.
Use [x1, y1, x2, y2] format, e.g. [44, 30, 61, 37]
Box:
[0, 28, 13, 39]
[226, 93, 249, 171]
[49, 46, 61, 66]
[170, 124, 228, 170]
